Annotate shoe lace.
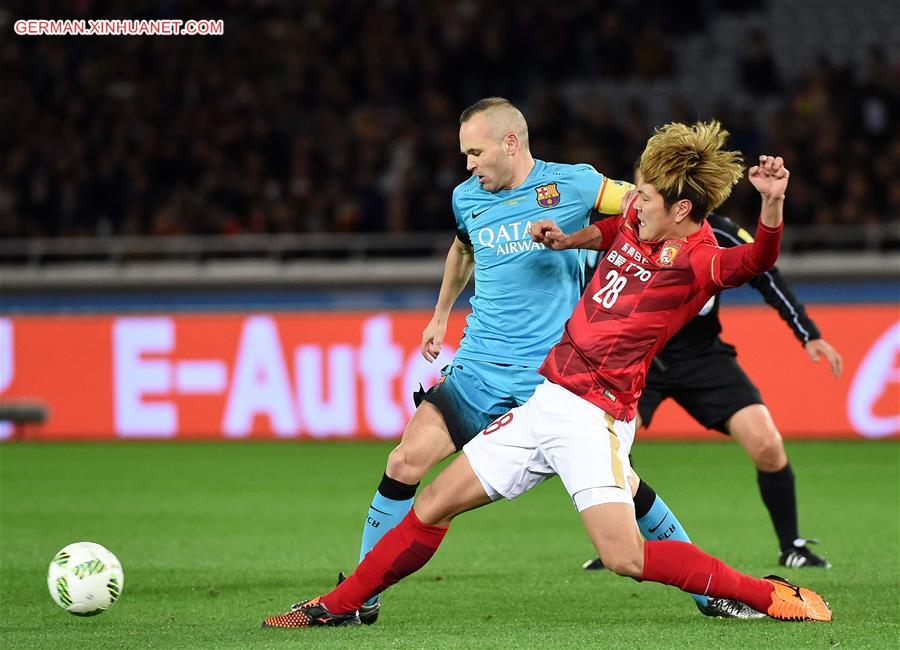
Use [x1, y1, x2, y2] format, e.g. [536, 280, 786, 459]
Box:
[290, 596, 321, 612]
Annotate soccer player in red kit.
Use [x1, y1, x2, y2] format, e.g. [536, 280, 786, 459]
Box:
[262, 121, 832, 628]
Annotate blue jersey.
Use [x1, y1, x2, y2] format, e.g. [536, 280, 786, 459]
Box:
[451, 159, 630, 367]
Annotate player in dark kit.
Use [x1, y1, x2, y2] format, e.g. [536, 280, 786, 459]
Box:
[643, 213, 842, 568]
[583, 210, 842, 573]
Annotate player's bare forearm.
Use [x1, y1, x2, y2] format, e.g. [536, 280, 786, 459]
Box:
[433, 236, 474, 319]
[422, 237, 472, 362]
[565, 224, 606, 250]
[759, 195, 784, 229]
[531, 221, 604, 251]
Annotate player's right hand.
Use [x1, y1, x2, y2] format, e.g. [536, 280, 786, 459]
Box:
[530, 220, 568, 250]
[748, 155, 789, 199]
[421, 315, 447, 363]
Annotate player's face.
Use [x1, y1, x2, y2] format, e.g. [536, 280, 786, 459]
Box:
[634, 182, 673, 242]
[459, 115, 513, 192]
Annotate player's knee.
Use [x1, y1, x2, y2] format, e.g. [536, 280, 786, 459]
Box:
[601, 550, 643, 578]
[749, 428, 786, 471]
[386, 444, 427, 485]
[596, 537, 644, 578]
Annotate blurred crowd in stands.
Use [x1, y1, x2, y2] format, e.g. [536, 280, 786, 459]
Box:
[4, 0, 898, 241]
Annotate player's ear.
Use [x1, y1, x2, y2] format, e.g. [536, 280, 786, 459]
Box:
[505, 132, 518, 156]
[672, 199, 693, 224]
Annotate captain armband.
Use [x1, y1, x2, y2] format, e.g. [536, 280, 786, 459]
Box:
[594, 178, 635, 214]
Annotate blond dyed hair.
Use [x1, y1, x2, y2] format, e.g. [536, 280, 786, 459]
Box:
[639, 121, 744, 222]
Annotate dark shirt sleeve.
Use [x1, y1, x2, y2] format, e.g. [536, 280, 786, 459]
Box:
[710, 215, 821, 344]
[451, 192, 472, 248]
[455, 222, 472, 248]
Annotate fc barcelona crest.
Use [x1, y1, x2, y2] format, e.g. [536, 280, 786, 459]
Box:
[659, 240, 683, 267]
[535, 183, 561, 208]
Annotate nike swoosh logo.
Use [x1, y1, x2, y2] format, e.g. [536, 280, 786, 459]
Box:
[370, 506, 391, 516]
[648, 514, 668, 533]
[472, 206, 494, 219]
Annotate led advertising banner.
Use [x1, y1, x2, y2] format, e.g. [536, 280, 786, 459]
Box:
[1, 306, 896, 441]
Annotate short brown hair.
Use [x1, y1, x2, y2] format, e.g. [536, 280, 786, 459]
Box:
[639, 121, 744, 222]
[459, 97, 529, 149]
[459, 97, 517, 124]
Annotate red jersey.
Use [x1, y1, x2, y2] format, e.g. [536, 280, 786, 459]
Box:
[539, 202, 783, 420]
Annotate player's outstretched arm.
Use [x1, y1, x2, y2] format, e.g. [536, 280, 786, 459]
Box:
[422, 236, 474, 362]
[710, 155, 789, 288]
[741, 162, 842, 377]
[530, 220, 606, 251]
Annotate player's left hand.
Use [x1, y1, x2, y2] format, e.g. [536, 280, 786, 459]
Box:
[530, 220, 568, 250]
[804, 338, 843, 378]
[748, 155, 789, 199]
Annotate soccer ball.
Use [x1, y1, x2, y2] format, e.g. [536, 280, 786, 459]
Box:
[47, 542, 124, 616]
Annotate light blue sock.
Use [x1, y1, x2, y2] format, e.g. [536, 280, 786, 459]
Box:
[638, 495, 708, 608]
[358, 490, 414, 606]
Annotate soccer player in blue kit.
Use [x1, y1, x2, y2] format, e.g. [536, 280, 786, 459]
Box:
[354, 98, 744, 623]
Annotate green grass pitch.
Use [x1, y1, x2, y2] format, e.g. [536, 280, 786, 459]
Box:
[1, 440, 897, 649]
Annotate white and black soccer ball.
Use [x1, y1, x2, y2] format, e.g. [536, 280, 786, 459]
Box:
[47, 542, 124, 616]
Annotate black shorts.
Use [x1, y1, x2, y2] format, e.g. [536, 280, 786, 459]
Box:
[638, 341, 763, 434]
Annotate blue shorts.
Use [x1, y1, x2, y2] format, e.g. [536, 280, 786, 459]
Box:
[417, 358, 544, 450]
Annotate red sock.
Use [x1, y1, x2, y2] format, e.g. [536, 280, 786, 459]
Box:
[321, 509, 448, 614]
[641, 540, 774, 613]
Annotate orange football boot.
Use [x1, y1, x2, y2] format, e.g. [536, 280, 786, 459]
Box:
[764, 575, 832, 622]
